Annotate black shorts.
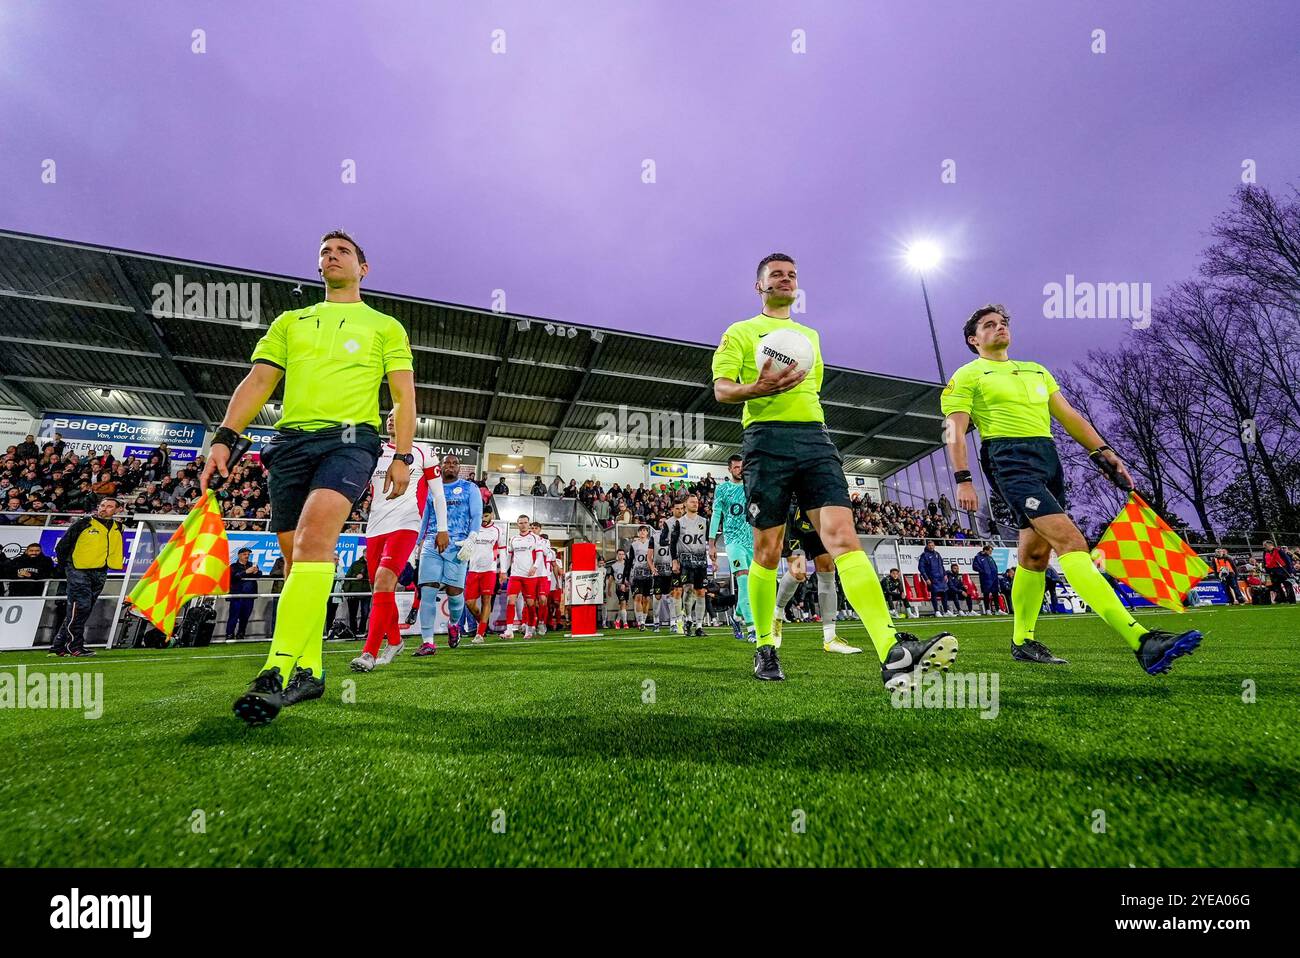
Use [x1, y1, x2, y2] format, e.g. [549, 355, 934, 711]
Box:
[632, 576, 653, 597]
[680, 561, 707, 589]
[615, 582, 630, 601]
[782, 524, 828, 561]
[261, 424, 382, 533]
[654, 573, 675, 594]
[981, 437, 1067, 530]
[742, 422, 851, 529]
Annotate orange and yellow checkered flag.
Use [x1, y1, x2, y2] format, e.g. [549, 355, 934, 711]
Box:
[1090, 492, 1208, 613]
[126, 491, 231, 638]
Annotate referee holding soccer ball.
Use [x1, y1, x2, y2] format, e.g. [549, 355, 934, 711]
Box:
[712, 253, 958, 688]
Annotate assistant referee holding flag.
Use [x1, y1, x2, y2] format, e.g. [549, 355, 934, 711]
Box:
[942, 304, 1202, 674]
[201, 230, 418, 725]
[713, 253, 957, 687]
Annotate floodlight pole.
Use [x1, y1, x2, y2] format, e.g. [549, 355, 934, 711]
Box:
[920, 273, 946, 383]
[919, 272, 961, 517]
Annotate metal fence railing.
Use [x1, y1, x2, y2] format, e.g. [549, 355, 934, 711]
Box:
[5, 502, 1295, 652]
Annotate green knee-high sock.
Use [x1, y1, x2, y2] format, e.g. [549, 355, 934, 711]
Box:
[1011, 567, 1046, 645]
[1057, 551, 1148, 649]
[748, 561, 777, 646]
[735, 573, 751, 626]
[262, 561, 335, 678]
[833, 550, 897, 661]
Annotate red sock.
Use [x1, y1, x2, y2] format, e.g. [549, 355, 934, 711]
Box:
[386, 595, 405, 646]
[506, 599, 516, 625]
[365, 592, 396, 657]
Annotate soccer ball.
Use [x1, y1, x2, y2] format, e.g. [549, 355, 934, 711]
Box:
[755, 327, 814, 377]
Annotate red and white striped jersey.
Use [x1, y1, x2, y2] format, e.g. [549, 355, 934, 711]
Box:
[467, 522, 507, 574]
[366, 443, 444, 538]
[507, 531, 544, 578]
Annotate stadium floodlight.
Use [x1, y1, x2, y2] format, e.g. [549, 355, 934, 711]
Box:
[99, 388, 111, 398]
[544, 323, 555, 335]
[567, 326, 577, 339]
[516, 319, 531, 332]
[904, 240, 942, 272]
[590, 330, 604, 343]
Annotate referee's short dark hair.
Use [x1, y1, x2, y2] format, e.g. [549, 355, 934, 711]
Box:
[728, 454, 743, 464]
[757, 252, 796, 279]
[320, 229, 366, 265]
[963, 303, 1011, 354]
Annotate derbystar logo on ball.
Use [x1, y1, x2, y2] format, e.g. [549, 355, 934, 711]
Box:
[755, 328, 813, 375]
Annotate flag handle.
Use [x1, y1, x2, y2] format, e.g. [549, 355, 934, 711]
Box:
[209, 435, 254, 494]
[1090, 447, 1134, 493]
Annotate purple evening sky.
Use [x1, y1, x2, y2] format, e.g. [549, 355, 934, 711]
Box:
[2, 0, 1297, 384]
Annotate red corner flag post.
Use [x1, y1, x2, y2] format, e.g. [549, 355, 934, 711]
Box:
[126, 491, 231, 640]
[566, 542, 601, 637]
[1091, 491, 1209, 613]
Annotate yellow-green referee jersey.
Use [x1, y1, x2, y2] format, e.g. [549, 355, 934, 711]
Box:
[940, 357, 1060, 439]
[251, 300, 413, 432]
[711, 314, 825, 429]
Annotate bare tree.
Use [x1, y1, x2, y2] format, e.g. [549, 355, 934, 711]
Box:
[1144, 332, 1228, 538]
[1203, 184, 1300, 311]
[1069, 346, 1172, 514]
[1053, 371, 1129, 530]
[1158, 281, 1294, 530]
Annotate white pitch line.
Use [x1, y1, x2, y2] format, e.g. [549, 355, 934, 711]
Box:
[0, 604, 1277, 670]
[0, 629, 731, 669]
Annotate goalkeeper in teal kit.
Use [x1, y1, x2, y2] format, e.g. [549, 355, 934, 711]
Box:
[709, 454, 756, 642]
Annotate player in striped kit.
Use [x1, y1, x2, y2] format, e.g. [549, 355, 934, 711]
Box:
[528, 521, 553, 635]
[627, 525, 655, 630]
[652, 512, 679, 633]
[541, 534, 565, 632]
[350, 412, 445, 673]
[533, 535, 564, 631]
[709, 455, 756, 642]
[607, 547, 631, 628]
[503, 514, 545, 639]
[412, 454, 480, 656]
[674, 493, 711, 636]
[463, 506, 506, 644]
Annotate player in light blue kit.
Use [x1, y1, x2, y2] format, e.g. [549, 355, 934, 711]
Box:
[414, 454, 482, 654]
[709, 454, 756, 641]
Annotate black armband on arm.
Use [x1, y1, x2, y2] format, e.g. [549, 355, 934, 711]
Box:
[954, 470, 973, 484]
[212, 426, 241, 450]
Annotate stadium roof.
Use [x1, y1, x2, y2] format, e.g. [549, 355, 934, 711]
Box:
[0, 230, 945, 477]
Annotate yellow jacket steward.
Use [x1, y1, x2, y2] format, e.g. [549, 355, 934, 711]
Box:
[56, 516, 125, 571]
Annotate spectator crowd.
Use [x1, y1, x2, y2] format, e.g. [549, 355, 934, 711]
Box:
[509, 473, 976, 543]
[1, 433, 206, 526]
[4, 427, 1298, 607]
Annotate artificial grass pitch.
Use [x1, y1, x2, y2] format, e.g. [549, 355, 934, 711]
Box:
[1, 605, 1297, 868]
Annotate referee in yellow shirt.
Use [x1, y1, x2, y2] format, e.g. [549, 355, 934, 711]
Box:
[713, 253, 958, 687]
[200, 230, 419, 725]
[942, 304, 1202, 674]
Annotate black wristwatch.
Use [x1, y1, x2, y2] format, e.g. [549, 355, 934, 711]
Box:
[392, 452, 415, 466]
